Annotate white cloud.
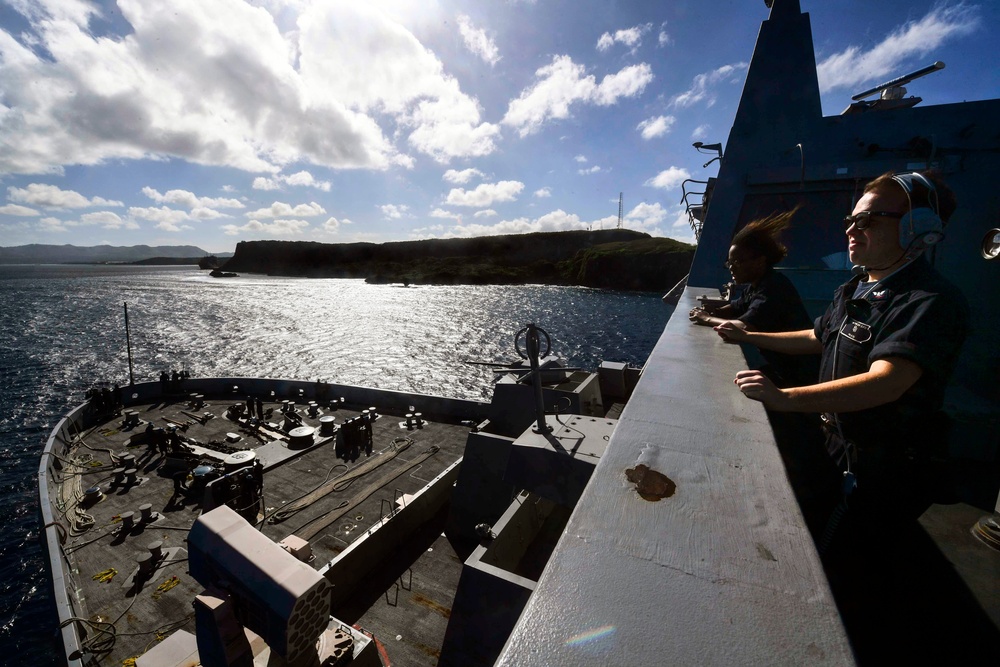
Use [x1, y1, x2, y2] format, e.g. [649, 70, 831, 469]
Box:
[405, 95, 501, 163]
[665, 203, 698, 244]
[443, 168, 484, 184]
[0, 2, 506, 176]
[670, 62, 748, 109]
[251, 171, 333, 191]
[79, 211, 133, 229]
[637, 115, 675, 139]
[380, 203, 409, 219]
[574, 155, 588, 163]
[691, 124, 710, 140]
[8, 183, 122, 208]
[38, 217, 67, 232]
[299, 4, 499, 163]
[457, 14, 500, 66]
[245, 201, 326, 218]
[438, 208, 594, 238]
[534, 187, 551, 198]
[658, 29, 670, 47]
[253, 177, 282, 191]
[578, 165, 602, 175]
[817, 5, 980, 93]
[596, 24, 652, 54]
[623, 201, 667, 233]
[503, 56, 653, 137]
[128, 206, 192, 226]
[30, 209, 138, 230]
[155, 220, 194, 233]
[0, 1, 406, 175]
[320, 216, 349, 233]
[430, 208, 462, 221]
[473, 209, 497, 218]
[222, 218, 311, 236]
[283, 171, 332, 191]
[0, 204, 40, 216]
[445, 180, 524, 207]
[410, 223, 446, 237]
[645, 166, 691, 190]
[191, 207, 229, 220]
[251, 176, 281, 190]
[593, 63, 655, 105]
[141, 187, 244, 209]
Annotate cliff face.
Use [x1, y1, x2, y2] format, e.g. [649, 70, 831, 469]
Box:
[565, 238, 695, 291]
[224, 230, 694, 291]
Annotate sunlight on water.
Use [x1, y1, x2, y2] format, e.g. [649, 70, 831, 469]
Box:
[0, 264, 672, 661]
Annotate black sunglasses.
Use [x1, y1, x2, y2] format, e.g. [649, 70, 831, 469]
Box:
[843, 210, 904, 231]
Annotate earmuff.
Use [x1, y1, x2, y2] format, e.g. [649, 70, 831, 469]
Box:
[891, 172, 944, 251]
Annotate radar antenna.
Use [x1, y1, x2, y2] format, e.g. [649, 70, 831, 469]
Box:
[617, 192, 623, 229]
[843, 62, 944, 115]
[851, 61, 945, 101]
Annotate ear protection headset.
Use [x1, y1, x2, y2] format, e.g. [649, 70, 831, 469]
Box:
[891, 172, 944, 251]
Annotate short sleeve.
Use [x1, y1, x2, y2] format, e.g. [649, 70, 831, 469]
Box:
[868, 290, 969, 382]
[737, 275, 810, 332]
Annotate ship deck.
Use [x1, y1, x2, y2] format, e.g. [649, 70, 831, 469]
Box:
[42, 386, 475, 666]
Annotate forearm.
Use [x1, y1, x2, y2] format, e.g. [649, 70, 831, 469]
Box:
[739, 329, 821, 354]
[707, 303, 738, 318]
[774, 359, 922, 413]
[696, 314, 745, 328]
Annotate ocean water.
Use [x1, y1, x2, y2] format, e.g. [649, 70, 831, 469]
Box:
[0, 264, 671, 664]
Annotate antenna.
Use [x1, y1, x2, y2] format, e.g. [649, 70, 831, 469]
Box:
[617, 192, 623, 229]
[851, 62, 945, 101]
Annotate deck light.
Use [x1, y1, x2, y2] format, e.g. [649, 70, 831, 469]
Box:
[693, 142, 723, 167]
[980, 228, 1000, 259]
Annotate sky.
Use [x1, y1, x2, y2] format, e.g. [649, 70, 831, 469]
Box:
[0, 0, 996, 253]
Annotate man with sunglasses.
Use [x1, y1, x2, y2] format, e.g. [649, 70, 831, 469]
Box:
[716, 170, 968, 528]
[715, 171, 969, 655]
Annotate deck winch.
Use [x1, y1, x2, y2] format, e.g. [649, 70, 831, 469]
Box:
[201, 451, 264, 523]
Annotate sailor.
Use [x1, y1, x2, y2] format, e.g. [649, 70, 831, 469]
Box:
[689, 207, 817, 388]
[716, 170, 969, 538]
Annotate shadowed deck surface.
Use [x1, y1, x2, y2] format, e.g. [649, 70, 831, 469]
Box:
[44, 387, 472, 666]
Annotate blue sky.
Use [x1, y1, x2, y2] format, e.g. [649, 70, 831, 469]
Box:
[0, 0, 996, 253]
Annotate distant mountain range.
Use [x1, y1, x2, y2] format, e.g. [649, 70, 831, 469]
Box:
[0, 244, 227, 264]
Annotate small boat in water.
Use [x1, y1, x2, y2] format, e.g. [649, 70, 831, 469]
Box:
[209, 269, 238, 278]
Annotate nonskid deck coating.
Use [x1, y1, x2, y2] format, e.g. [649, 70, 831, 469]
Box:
[45, 393, 472, 666]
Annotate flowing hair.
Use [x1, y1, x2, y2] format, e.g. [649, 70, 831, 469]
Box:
[731, 206, 800, 267]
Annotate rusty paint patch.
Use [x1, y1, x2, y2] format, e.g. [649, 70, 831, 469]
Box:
[411, 592, 451, 619]
[755, 542, 777, 562]
[416, 642, 442, 658]
[625, 464, 676, 501]
[806, 642, 826, 659]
